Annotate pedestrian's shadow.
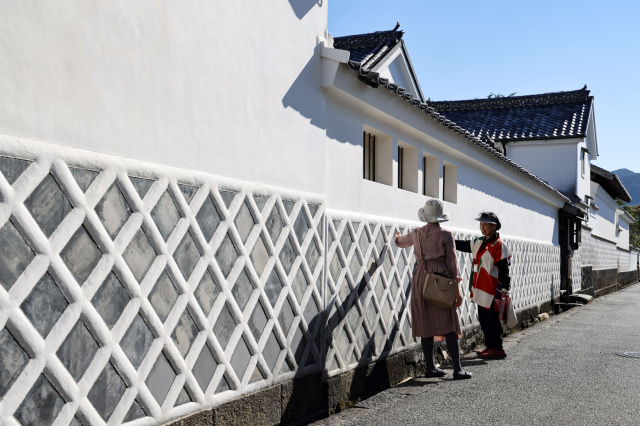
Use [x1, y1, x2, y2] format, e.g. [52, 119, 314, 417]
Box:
[280, 236, 413, 424]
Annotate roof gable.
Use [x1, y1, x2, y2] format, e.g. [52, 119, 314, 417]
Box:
[333, 24, 424, 102]
[430, 87, 593, 142]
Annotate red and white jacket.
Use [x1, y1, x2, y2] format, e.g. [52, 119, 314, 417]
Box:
[457, 234, 511, 310]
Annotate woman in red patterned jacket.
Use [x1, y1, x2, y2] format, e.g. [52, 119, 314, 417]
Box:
[456, 212, 511, 359]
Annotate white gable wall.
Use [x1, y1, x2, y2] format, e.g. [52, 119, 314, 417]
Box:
[374, 48, 421, 102]
[507, 138, 585, 198]
[0, 1, 328, 193]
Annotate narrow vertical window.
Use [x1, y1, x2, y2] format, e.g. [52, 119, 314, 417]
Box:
[422, 157, 427, 196]
[398, 146, 404, 189]
[363, 131, 376, 181]
[442, 161, 458, 203]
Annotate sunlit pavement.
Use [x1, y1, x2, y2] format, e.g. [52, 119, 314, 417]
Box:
[311, 282, 640, 426]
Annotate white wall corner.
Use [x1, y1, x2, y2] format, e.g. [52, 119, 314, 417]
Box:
[320, 47, 351, 89]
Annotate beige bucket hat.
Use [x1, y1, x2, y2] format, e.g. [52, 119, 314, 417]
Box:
[418, 199, 449, 223]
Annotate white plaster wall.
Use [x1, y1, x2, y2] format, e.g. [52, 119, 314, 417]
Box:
[0, 1, 328, 194]
[617, 212, 631, 251]
[576, 140, 591, 202]
[324, 77, 562, 244]
[591, 184, 618, 243]
[507, 139, 581, 197]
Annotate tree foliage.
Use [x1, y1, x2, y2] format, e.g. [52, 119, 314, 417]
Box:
[621, 203, 640, 248]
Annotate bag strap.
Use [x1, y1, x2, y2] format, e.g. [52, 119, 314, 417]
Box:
[414, 228, 429, 273]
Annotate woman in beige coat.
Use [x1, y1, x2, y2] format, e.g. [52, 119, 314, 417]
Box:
[395, 199, 472, 380]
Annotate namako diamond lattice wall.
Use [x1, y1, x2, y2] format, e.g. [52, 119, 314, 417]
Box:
[0, 136, 567, 426]
[0, 138, 326, 426]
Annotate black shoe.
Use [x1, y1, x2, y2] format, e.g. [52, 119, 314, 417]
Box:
[425, 367, 446, 378]
[453, 370, 473, 380]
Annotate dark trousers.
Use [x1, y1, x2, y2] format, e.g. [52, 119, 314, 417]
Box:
[478, 305, 503, 349]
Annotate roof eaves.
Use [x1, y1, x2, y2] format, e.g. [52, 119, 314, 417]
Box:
[344, 60, 571, 204]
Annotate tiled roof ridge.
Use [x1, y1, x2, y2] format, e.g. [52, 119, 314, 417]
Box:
[333, 26, 404, 49]
[344, 59, 571, 204]
[333, 24, 404, 70]
[430, 85, 591, 112]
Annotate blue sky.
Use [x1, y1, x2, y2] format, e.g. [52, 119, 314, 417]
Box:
[328, 0, 640, 174]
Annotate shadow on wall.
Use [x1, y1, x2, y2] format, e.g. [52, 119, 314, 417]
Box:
[287, 0, 323, 20]
[280, 242, 412, 424]
[281, 49, 327, 131]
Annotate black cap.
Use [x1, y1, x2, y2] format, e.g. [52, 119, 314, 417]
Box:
[475, 212, 501, 230]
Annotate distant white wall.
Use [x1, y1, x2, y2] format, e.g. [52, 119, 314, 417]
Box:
[590, 182, 619, 243]
[0, 0, 328, 193]
[507, 139, 582, 197]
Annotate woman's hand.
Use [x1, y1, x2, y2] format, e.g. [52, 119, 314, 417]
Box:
[455, 290, 463, 308]
[394, 231, 401, 245]
[455, 285, 463, 308]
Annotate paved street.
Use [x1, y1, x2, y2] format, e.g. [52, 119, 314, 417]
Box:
[312, 283, 640, 425]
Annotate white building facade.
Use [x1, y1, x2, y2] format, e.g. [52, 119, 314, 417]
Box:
[0, 2, 635, 425]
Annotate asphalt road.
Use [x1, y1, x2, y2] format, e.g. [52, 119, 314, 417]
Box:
[312, 283, 640, 426]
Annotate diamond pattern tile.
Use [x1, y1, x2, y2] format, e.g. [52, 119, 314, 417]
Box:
[0, 155, 32, 184]
[195, 195, 222, 243]
[14, 374, 66, 426]
[194, 270, 219, 317]
[230, 337, 252, 381]
[146, 352, 176, 405]
[95, 182, 131, 240]
[56, 320, 99, 381]
[178, 184, 199, 205]
[124, 399, 147, 422]
[215, 233, 238, 278]
[92, 272, 130, 329]
[250, 235, 270, 277]
[69, 167, 99, 192]
[120, 313, 155, 369]
[24, 173, 73, 237]
[293, 210, 309, 245]
[248, 301, 268, 341]
[21, 273, 69, 338]
[60, 226, 103, 285]
[279, 237, 297, 276]
[214, 304, 237, 351]
[173, 231, 201, 281]
[0, 328, 30, 399]
[265, 204, 285, 244]
[148, 270, 179, 323]
[192, 345, 217, 392]
[234, 200, 255, 243]
[0, 218, 35, 291]
[87, 362, 127, 421]
[175, 388, 192, 406]
[123, 228, 156, 282]
[232, 269, 255, 312]
[129, 176, 155, 199]
[218, 190, 236, 209]
[264, 269, 284, 307]
[171, 309, 199, 358]
[151, 190, 181, 241]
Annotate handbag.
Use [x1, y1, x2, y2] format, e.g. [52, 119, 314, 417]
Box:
[415, 230, 458, 309]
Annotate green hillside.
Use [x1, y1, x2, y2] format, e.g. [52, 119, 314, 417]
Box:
[613, 169, 640, 205]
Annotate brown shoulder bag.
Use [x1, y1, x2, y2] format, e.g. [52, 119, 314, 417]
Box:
[415, 229, 457, 309]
